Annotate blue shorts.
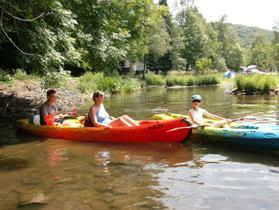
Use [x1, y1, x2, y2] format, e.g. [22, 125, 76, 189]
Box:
[100, 118, 112, 125]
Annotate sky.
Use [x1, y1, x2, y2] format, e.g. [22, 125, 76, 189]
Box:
[165, 0, 279, 30]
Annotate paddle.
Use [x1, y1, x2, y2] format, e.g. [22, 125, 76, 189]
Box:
[166, 125, 204, 133]
[166, 117, 250, 133]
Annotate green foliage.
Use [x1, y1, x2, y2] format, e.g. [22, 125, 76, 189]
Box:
[0, 70, 12, 83]
[13, 69, 29, 81]
[121, 78, 141, 93]
[272, 20, 279, 71]
[273, 43, 279, 71]
[213, 16, 243, 70]
[79, 72, 140, 94]
[211, 57, 226, 71]
[250, 33, 274, 70]
[195, 75, 220, 86]
[166, 74, 219, 87]
[79, 72, 101, 93]
[166, 75, 194, 86]
[195, 58, 212, 74]
[235, 74, 278, 94]
[230, 23, 274, 47]
[145, 73, 165, 85]
[97, 77, 123, 94]
[40, 70, 70, 89]
[41, 72, 63, 89]
[148, 10, 171, 59]
[0, 0, 278, 76]
[178, 7, 212, 69]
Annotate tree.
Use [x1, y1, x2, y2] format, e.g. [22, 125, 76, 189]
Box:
[147, 1, 173, 72]
[250, 33, 273, 70]
[213, 16, 243, 70]
[272, 19, 279, 71]
[177, 7, 222, 70]
[195, 58, 211, 75]
[0, 0, 161, 75]
[0, 0, 82, 74]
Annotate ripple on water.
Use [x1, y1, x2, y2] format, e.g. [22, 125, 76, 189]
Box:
[1, 85, 279, 209]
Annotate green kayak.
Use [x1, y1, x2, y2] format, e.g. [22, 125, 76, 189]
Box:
[153, 113, 279, 151]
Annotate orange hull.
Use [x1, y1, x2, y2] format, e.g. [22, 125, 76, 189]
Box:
[17, 119, 192, 143]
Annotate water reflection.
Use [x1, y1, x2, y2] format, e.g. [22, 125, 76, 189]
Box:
[155, 145, 279, 210]
[0, 85, 279, 209]
[0, 140, 195, 209]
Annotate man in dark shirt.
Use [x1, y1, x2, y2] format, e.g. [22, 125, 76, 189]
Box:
[39, 90, 59, 125]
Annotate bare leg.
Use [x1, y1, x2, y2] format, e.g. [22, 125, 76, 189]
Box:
[109, 118, 133, 127]
[210, 120, 229, 128]
[121, 115, 139, 126]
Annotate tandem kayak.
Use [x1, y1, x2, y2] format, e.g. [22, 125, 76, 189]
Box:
[153, 113, 279, 151]
[17, 118, 192, 143]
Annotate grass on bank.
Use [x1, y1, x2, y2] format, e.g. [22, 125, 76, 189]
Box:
[235, 74, 278, 94]
[79, 72, 141, 94]
[0, 69, 41, 85]
[145, 73, 165, 85]
[146, 73, 220, 87]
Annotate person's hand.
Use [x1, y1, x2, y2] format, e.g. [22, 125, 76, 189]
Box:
[203, 123, 210, 127]
[226, 118, 232, 123]
[192, 124, 199, 128]
[59, 114, 65, 118]
[105, 125, 111, 129]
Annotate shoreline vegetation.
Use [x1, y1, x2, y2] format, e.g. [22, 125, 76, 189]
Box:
[230, 74, 279, 95]
[146, 73, 220, 87]
[0, 0, 278, 120]
[0, 69, 278, 118]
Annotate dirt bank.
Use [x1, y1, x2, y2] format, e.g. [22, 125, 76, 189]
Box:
[0, 80, 86, 119]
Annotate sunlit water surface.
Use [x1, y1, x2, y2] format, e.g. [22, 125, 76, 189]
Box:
[0, 84, 279, 209]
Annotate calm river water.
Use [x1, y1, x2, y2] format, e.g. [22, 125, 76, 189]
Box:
[0, 83, 279, 210]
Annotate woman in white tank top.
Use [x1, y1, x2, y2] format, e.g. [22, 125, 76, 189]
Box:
[189, 95, 231, 127]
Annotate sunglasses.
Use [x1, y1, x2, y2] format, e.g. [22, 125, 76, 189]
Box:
[192, 100, 201, 103]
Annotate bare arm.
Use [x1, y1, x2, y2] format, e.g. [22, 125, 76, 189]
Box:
[203, 110, 226, 121]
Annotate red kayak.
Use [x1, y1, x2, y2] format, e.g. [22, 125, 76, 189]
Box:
[17, 118, 192, 143]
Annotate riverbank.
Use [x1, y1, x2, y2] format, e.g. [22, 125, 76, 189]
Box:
[0, 77, 86, 119]
[230, 74, 279, 95]
[146, 73, 221, 87]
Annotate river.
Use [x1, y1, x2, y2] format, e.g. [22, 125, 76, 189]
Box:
[0, 83, 279, 209]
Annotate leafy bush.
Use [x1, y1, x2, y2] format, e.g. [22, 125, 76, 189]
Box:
[146, 73, 165, 85]
[166, 75, 194, 86]
[79, 72, 102, 93]
[166, 75, 219, 87]
[79, 72, 141, 94]
[13, 69, 29, 81]
[0, 70, 12, 83]
[235, 74, 278, 94]
[195, 58, 212, 75]
[121, 78, 141, 93]
[195, 75, 220, 86]
[98, 76, 122, 93]
[41, 71, 69, 89]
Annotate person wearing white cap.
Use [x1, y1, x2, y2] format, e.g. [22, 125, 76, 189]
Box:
[189, 95, 231, 127]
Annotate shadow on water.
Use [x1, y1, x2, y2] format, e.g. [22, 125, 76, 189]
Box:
[0, 93, 38, 119]
[191, 142, 279, 167]
[0, 91, 44, 145]
[0, 118, 45, 145]
[0, 155, 32, 171]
